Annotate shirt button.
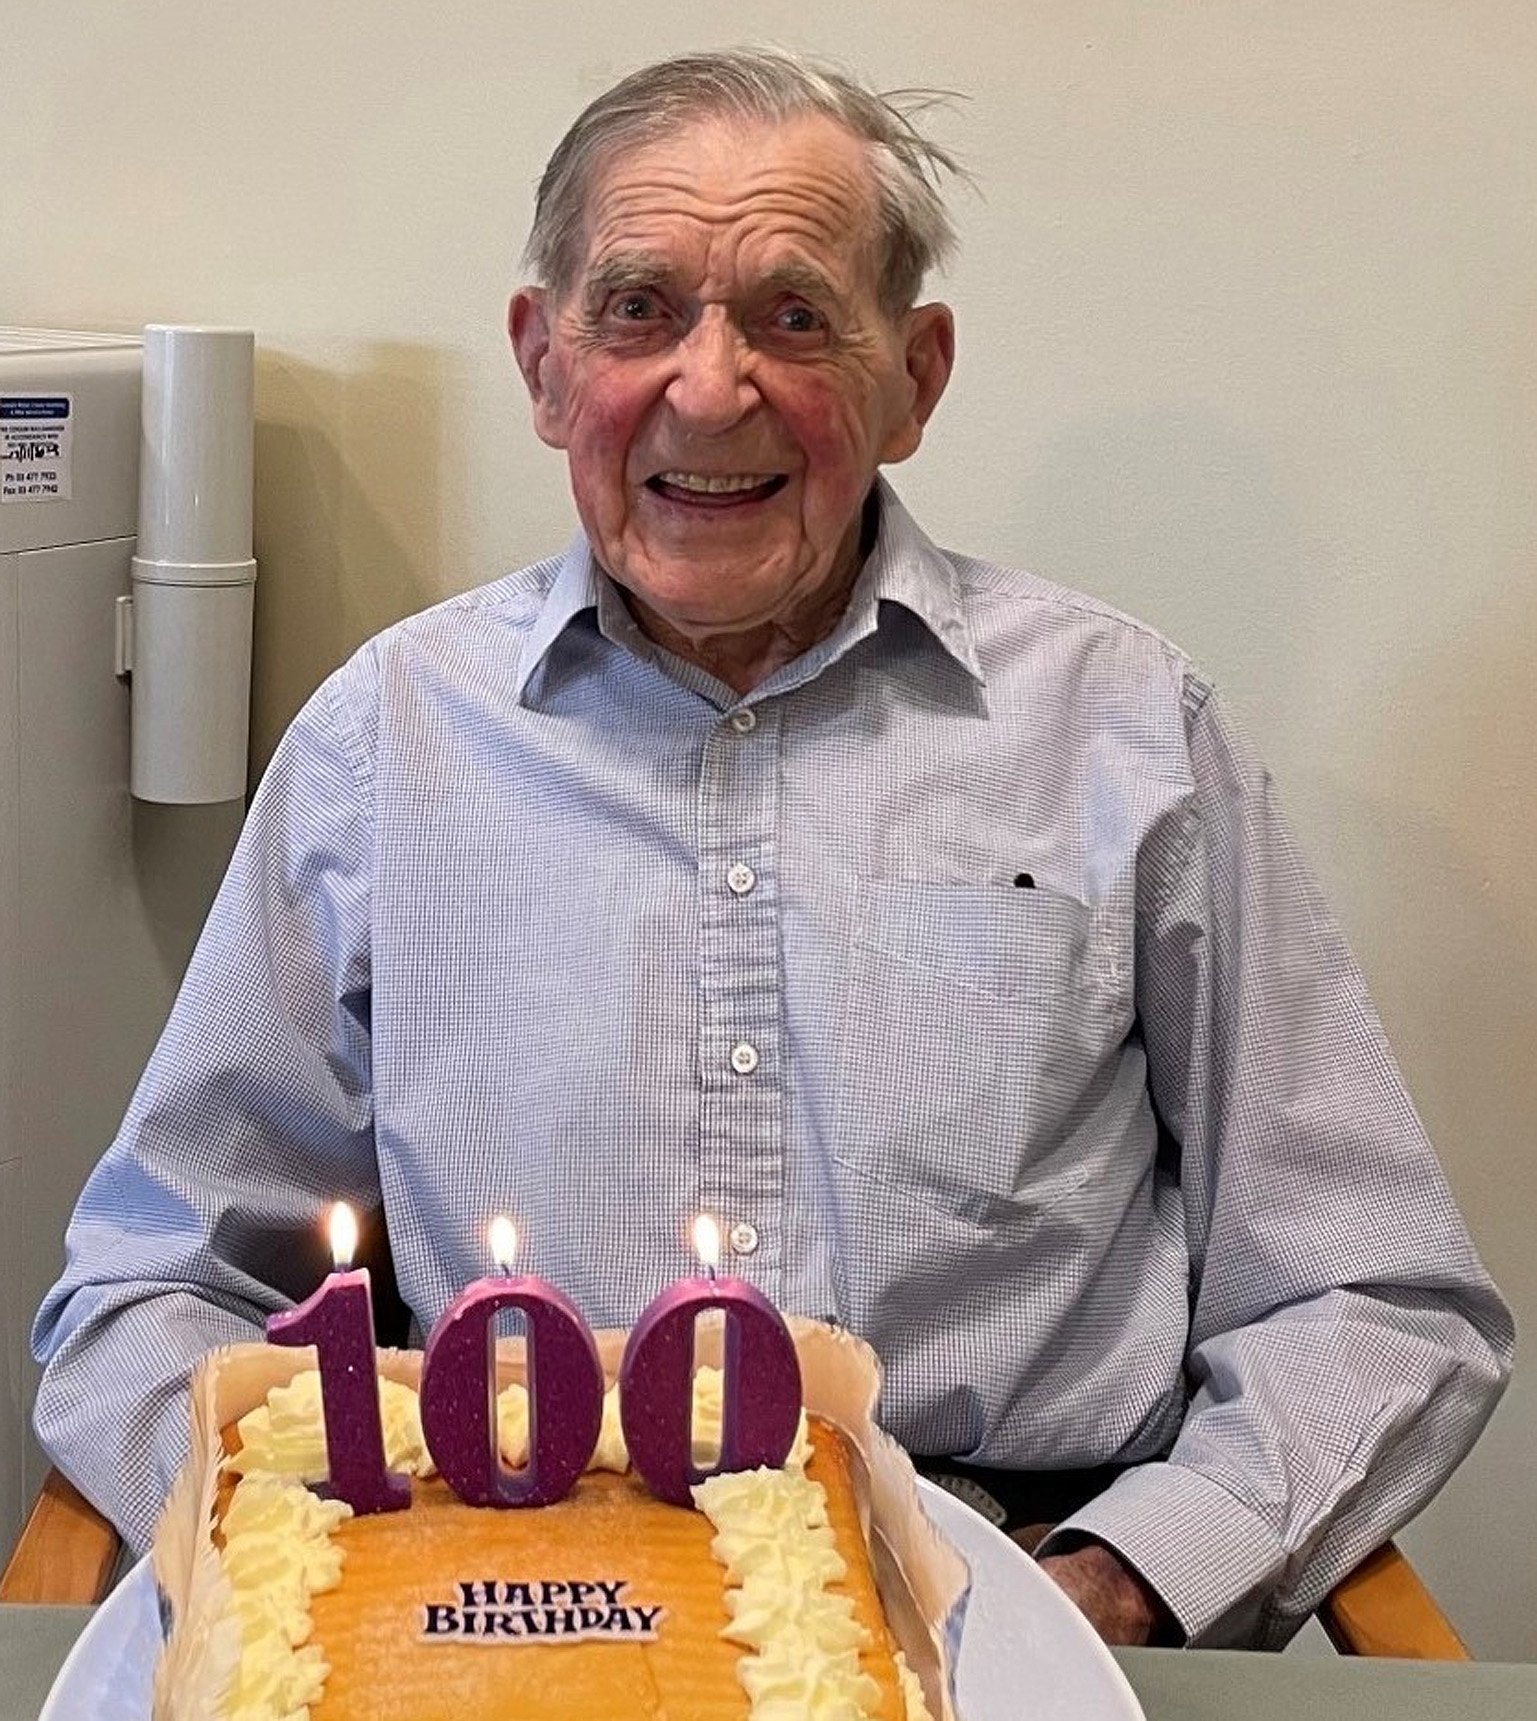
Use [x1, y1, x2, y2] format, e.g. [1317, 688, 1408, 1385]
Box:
[729, 1221, 760, 1257]
[728, 708, 757, 734]
[726, 862, 757, 895]
[729, 1041, 760, 1075]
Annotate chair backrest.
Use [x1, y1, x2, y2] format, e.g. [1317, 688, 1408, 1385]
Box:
[1316, 1542, 1470, 1658]
[0, 1469, 121, 1606]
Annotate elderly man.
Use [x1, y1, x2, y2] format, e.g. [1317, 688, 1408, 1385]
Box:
[34, 49, 1510, 1650]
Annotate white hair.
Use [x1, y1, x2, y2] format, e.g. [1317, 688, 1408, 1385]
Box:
[524, 47, 962, 314]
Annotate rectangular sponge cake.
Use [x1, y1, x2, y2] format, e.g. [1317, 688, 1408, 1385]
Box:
[219, 1417, 908, 1721]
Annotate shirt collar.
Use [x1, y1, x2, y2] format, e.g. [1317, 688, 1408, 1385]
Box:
[511, 532, 605, 705]
[858, 477, 984, 684]
[512, 476, 983, 705]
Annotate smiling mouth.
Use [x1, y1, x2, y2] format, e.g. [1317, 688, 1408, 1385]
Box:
[645, 471, 789, 508]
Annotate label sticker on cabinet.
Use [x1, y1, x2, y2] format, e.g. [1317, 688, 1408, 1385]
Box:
[0, 395, 73, 503]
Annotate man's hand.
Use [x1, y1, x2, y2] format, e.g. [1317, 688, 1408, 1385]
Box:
[1035, 1540, 1169, 1647]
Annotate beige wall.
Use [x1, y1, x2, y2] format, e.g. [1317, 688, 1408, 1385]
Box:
[6, 0, 1534, 1658]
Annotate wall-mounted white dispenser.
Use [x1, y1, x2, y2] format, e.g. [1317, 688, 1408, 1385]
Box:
[125, 325, 257, 804]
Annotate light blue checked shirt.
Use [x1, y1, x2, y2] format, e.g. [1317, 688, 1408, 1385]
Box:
[33, 482, 1510, 1646]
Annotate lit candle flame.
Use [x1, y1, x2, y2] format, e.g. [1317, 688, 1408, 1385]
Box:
[329, 1202, 358, 1271]
[489, 1215, 518, 1274]
[692, 1212, 722, 1277]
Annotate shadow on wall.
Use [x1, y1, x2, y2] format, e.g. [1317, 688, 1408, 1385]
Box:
[1325, 600, 1537, 1217]
[994, 404, 1320, 748]
[130, 799, 246, 980]
[250, 341, 469, 782]
[1336, 602, 1537, 1660]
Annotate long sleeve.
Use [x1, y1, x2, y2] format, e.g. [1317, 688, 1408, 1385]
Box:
[1037, 678, 1513, 1646]
[30, 662, 381, 1553]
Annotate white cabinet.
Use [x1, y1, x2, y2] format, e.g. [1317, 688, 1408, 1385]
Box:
[0, 332, 243, 1544]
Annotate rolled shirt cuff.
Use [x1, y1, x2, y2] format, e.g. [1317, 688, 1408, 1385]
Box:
[1032, 1461, 1287, 1646]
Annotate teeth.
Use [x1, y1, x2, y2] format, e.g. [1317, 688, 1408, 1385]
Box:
[656, 471, 774, 495]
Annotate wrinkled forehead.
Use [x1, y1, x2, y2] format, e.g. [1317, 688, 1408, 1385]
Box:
[572, 112, 886, 299]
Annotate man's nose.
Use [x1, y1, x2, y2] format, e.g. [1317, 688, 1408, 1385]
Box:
[665, 312, 756, 432]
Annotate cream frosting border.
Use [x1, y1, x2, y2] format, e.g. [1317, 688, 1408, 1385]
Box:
[695, 1464, 891, 1718]
[215, 1473, 350, 1721]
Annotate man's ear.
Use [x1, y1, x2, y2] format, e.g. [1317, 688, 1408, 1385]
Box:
[509, 287, 569, 450]
[879, 302, 955, 466]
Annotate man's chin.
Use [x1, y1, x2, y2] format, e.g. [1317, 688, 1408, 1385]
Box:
[604, 550, 805, 616]
[611, 572, 810, 646]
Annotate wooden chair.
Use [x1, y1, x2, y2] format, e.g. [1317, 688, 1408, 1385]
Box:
[1316, 1540, 1470, 1658]
[0, 1463, 1471, 1657]
[1, 1469, 120, 1607]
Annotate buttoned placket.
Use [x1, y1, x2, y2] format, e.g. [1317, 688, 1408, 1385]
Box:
[695, 702, 784, 1291]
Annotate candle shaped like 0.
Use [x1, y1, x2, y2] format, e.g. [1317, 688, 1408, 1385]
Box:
[265, 1202, 410, 1514]
[418, 1217, 605, 1507]
[618, 1214, 802, 1507]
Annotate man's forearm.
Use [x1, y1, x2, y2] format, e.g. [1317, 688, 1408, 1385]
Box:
[33, 1287, 264, 1551]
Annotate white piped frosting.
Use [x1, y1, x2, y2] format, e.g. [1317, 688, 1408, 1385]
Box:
[493, 1378, 630, 1473]
[217, 1370, 429, 1720]
[495, 1367, 811, 1474]
[693, 1466, 883, 1720]
[593, 1381, 632, 1473]
[894, 1650, 936, 1721]
[218, 1471, 351, 1721]
[224, 1369, 435, 1482]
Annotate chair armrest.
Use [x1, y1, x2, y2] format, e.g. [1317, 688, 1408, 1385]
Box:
[0, 1467, 122, 1605]
[1317, 1540, 1470, 1659]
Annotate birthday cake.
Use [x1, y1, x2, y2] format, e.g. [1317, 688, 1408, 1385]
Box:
[150, 1328, 967, 1721]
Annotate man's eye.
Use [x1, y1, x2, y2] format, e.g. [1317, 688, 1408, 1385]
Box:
[774, 303, 823, 335]
[609, 291, 661, 321]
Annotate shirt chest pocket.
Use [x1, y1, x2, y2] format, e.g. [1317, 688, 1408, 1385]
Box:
[831, 881, 1129, 1223]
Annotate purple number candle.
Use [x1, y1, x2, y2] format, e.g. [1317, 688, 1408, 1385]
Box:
[419, 1217, 604, 1507]
[618, 1213, 802, 1507]
[266, 1202, 410, 1515]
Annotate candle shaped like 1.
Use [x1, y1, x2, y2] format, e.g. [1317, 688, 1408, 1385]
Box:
[265, 1202, 410, 1514]
[419, 1217, 604, 1506]
[619, 1213, 802, 1506]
